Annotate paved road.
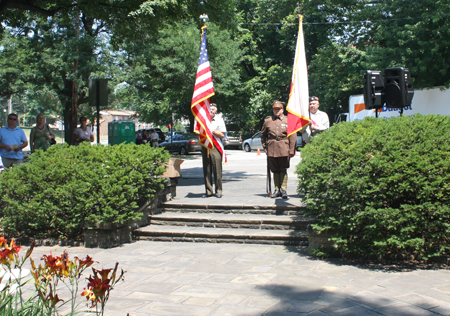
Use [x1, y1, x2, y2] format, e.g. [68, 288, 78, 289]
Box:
[19, 149, 450, 316]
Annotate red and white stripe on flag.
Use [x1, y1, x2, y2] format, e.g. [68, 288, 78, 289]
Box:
[287, 15, 311, 138]
[191, 26, 214, 150]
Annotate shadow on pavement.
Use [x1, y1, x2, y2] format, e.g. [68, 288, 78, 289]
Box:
[177, 178, 204, 186]
[322, 257, 450, 272]
[255, 284, 406, 315]
[184, 192, 206, 198]
[287, 241, 450, 272]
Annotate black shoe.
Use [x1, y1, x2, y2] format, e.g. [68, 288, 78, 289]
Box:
[271, 190, 281, 198]
[281, 190, 288, 199]
[216, 194, 222, 198]
[202, 194, 212, 198]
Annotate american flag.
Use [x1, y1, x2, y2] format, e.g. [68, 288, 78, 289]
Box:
[191, 26, 226, 163]
[191, 26, 215, 150]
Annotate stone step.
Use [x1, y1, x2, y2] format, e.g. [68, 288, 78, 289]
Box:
[149, 212, 313, 230]
[160, 205, 306, 216]
[134, 225, 308, 246]
[135, 203, 315, 246]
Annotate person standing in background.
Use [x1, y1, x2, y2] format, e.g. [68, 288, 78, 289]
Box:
[30, 113, 55, 153]
[73, 116, 94, 145]
[0, 113, 28, 168]
[150, 129, 159, 147]
[302, 96, 330, 143]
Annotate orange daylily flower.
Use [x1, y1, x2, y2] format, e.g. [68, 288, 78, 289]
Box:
[87, 275, 111, 299]
[0, 249, 12, 264]
[81, 287, 95, 299]
[94, 267, 113, 281]
[82, 262, 125, 309]
[41, 252, 73, 277]
[42, 253, 58, 268]
[75, 255, 94, 269]
[81, 287, 100, 307]
[7, 238, 22, 255]
[0, 238, 22, 265]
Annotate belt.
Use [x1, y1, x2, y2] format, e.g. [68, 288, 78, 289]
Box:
[268, 135, 286, 140]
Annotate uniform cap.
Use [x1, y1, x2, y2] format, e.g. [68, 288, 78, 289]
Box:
[309, 96, 319, 102]
[272, 101, 284, 109]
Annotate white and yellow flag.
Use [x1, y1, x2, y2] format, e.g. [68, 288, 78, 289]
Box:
[287, 15, 311, 137]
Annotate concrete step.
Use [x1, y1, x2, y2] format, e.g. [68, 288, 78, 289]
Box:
[149, 212, 312, 230]
[134, 225, 308, 246]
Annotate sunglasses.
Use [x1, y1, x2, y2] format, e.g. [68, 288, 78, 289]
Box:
[8, 118, 17, 121]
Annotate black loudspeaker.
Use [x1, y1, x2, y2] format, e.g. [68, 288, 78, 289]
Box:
[384, 67, 414, 108]
[364, 70, 385, 110]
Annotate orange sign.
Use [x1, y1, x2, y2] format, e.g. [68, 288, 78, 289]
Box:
[354, 103, 365, 114]
[354, 103, 382, 114]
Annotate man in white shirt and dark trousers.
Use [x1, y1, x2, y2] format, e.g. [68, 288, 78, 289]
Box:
[202, 104, 227, 198]
[302, 96, 330, 143]
[150, 129, 159, 148]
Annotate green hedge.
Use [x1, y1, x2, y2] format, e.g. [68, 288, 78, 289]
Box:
[0, 143, 170, 240]
[297, 114, 450, 260]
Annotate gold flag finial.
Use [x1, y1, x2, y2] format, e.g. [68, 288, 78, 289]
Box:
[200, 13, 209, 26]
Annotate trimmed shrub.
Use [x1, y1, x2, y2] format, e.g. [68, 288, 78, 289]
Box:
[297, 114, 450, 260]
[0, 143, 170, 240]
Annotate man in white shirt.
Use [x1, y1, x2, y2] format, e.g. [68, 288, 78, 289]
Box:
[202, 104, 227, 198]
[150, 129, 159, 148]
[302, 96, 330, 143]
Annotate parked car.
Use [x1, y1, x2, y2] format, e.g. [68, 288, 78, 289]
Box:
[224, 131, 243, 149]
[242, 131, 262, 152]
[182, 133, 202, 153]
[159, 134, 201, 154]
[242, 131, 303, 152]
[296, 131, 304, 149]
[163, 131, 184, 139]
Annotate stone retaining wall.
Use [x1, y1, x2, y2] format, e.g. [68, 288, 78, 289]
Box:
[307, 225, 336, 255]
[83, 177, 178, 248]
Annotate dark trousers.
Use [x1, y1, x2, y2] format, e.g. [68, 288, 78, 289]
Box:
[268, 156, 290, 173]
[268, 156, 290, 191]
[202, 146, 222, 196]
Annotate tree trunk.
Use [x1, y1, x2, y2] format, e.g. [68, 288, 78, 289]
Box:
[70, 10, 80, 145]
[64, 97, 76, 144]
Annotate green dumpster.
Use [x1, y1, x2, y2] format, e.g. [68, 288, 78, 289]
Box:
[108, 120, 136, 145]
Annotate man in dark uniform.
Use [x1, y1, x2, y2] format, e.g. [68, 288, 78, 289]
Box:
[261, 101, 296, 199]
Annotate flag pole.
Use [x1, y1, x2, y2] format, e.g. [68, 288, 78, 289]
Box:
[286, 3, 310, 138]
[200, 13, 208, 157]
[298, 3, 311, 128]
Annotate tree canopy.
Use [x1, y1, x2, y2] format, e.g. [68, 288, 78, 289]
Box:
[1, 0, 449, 136]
